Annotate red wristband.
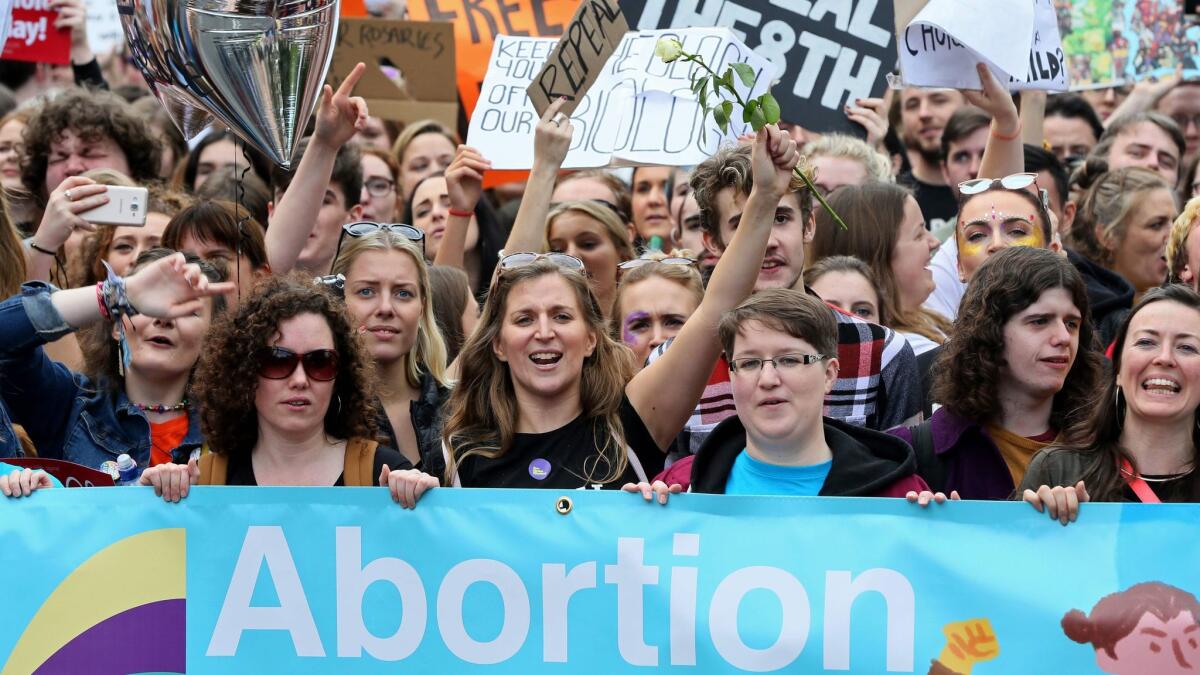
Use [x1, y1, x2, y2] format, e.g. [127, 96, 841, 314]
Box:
[96, 282, 111, 320]
[448, 207, 474, 218]
[991, 121, 1022, 142]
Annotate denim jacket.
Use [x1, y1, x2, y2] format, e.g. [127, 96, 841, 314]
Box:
[0, 282, 204, 472]
[0, 396, 22, 458]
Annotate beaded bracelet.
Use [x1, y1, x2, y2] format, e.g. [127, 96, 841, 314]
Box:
[100, 261, 140, 373]
[95, 282, 111, 320]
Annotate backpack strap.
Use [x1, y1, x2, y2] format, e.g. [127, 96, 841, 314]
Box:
[198, 446, 228, 486]
[909, 419, 946, 493]
[342, 438, 378, 487]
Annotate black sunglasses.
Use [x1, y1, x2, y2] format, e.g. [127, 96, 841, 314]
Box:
[255, 347, 339, 382]
[331, 221, 425, 273]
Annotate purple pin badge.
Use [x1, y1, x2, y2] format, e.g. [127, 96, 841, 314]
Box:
[529, 458, 551, 480]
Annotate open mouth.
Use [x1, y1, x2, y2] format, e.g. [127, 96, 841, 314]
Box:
[145, 335, 174, 347]
[282, 398, 311, 408]
[368, 326, 399, 337]
[529, 351, 562, 367]
[761, 258, 785, 271]
[1142, 377, 1182, 394]
[759, 398, 786, 408]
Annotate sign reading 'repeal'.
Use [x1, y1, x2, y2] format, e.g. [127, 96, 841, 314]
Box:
[527, 0, 629, 117]
[621, 0, 895, 136]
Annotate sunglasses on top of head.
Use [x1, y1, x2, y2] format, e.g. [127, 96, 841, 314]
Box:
[254, 347, 339, 382]
[330, 221, 426, 273]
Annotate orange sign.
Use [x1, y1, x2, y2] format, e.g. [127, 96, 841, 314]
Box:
[407, 0, 579, 118]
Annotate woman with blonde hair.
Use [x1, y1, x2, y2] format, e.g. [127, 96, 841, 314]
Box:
[613, 256, 704, 367]
[1069, 166, 1178, 305]
[390, 119, 458, 202]
[546, 199, 636, 317]
[1166, 196, 1200, 290]
[331, 227, 450, 467]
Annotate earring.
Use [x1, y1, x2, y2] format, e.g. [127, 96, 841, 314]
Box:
[335, 394, 343, 415]
[1114, 386, 1124, 430]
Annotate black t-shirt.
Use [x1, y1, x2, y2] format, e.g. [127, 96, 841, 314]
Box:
[225, 443, 410, 486]
[899, 171, 957, 234]
[453, 396, 665, 489]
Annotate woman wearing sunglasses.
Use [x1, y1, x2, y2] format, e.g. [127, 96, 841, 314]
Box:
[0, 249, 232, 473]
[613, 255, 705, 368]
[405, 122, 802, 495]
[139, 274, 430, 505]
[331, 228, 450, 468]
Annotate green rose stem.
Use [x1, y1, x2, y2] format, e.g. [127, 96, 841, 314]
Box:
[660, 39, 848, 230]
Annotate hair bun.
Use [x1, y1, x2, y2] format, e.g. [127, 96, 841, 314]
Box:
[1071, 156, 1110, 191]
[1061, 609, 1094, 644]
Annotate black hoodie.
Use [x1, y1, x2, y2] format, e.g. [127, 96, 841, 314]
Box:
[1067, 249, 1133, 347]
[687, 414, 927, 497]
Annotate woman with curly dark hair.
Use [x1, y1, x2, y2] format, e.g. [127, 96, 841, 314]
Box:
[890, 246, 1103, 500]
[20, 87, 161, 286]
[140, 274, 430, 505]
[1021, 284, 1200, 522]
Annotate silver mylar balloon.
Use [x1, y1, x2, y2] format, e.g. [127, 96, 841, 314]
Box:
[118, 0, 339, 169]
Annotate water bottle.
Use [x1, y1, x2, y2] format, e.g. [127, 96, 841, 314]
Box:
[116, 454, 142, 486]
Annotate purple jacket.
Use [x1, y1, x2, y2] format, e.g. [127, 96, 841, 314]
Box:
[887, 407, 1017, 500]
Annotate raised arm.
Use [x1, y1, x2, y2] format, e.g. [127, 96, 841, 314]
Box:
[1020, 90, 1046, 147]
[436, 145, 492, 269]
[504, 97, 572, 254]
[964, 64, 1024, 180]
[627, 126, 800, 449]
[25, 176, 107, 282]
[266, 63, 368, 274]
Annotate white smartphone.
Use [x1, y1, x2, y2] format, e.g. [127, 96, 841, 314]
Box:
[78, 185, 149, 226]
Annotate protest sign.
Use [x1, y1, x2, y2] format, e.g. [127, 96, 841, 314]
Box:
[2, 488, 1199, 672]
[527, 0, 628, 117]
[898, 0, 1068, 92]
[84, 0, 123, 56]
[2, 0, 69, 65]
[2, 458, 114, 487]
[622, 0, 895, 136]
[467, 28, 777, 170]
[407, 0, 579, 118]
[1059, 0, 1200, 89]
[329, 19, 458, 128]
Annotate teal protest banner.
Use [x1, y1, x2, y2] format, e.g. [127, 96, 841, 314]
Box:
[1, 487, 1198, 673]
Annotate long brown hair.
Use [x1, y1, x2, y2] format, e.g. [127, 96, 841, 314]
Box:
[809, 183, 951, 343]
[1047, 284, 1200, 501]
[441, 260, 635, 485]
[0, 191, 24, 297]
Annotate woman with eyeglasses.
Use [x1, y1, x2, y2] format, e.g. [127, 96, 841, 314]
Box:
[613, 255, 704, 367]
[139, 274, 431, 506]
[359, 147, 399, 224]
[0, 249, 232, 473]
[331, 229, 450, 468]
[376, 118, 802, 497]
[1020, 284, 1200, 523]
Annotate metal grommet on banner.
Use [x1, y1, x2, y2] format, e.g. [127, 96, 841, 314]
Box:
[555, 496, 573, 515]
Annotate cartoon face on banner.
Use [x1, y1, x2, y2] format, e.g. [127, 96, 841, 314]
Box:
[117, 0, 340, 168]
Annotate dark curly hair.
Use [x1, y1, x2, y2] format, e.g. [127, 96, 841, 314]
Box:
[932, 246, 1102, 432]
[20, 87, 161, 200]
[192, 273, 378, 459]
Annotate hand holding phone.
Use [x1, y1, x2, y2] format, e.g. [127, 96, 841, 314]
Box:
[77, 185, 148, 226]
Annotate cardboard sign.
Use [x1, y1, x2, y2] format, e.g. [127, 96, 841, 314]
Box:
[468, 28, 778, 170]
[1059, 0, 1200, 89]
[2, 0, 69, 64]
[407, 0, 579, 119]
[328, 19, 458, 128]
[527, 0, 629, 116]
[898, 0, 1068, 92]
[2, 457, 115, 487]
[623, 0, 895, 136]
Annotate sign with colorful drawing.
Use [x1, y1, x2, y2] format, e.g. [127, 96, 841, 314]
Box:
[1058, 0, 1200, 89]
[2, 488, 1199, 673]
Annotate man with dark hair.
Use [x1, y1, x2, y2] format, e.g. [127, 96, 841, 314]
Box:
[897, 87, 967, 233]
[1044, 93, 1105, 167]
[268, 138, 363, 274]
[937, 106, 993, 238]
[650, 144, 923, 454]
[651, 289, 928, 497]
[1024, 144, 1073, 235]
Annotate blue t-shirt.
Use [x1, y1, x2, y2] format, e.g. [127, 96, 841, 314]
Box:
[724, 450, 832, 496]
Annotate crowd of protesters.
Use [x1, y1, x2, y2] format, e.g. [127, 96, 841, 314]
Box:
[1, 6, 1200, 531]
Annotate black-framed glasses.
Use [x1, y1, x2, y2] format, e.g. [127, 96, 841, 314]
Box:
[729, 353, 826, 374]
[619, 257, 696, 270]
[331, 221, 425, 273]
[364, 177, 395, 197]
[254, 347, 339, 382]
[958, 173, 1038, 195]
[498, 252, 585, 272]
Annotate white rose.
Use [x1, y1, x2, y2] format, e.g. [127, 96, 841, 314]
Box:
[654, 37, 683, 63]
